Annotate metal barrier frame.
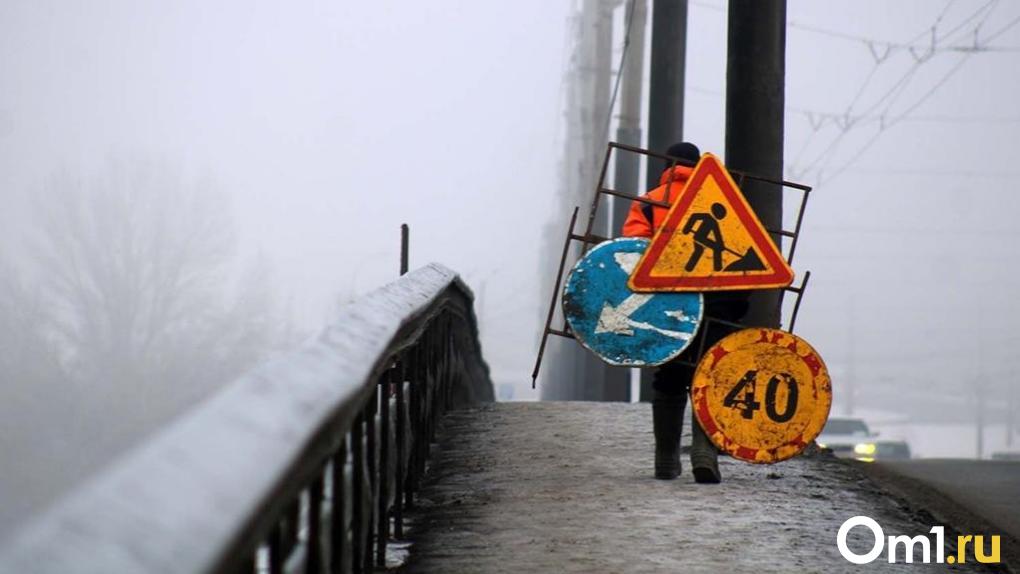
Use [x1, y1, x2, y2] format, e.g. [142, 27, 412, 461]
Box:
[0, 263, 494, 574]
[532, 142, 815, 385]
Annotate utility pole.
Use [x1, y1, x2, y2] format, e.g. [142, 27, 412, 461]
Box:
[1008, 375, 1015, 448]
[575, 0, 629, 401]
[545, 0, 628, 401]
[639, 0, 689, 402]
[605, 0, 649, 402]
[645, 0, 689, 179]
[976, 378, 985, 459]
[725, 0, 786, 329]
[610, 0, 648, 236]
[845, 297, 856, 415]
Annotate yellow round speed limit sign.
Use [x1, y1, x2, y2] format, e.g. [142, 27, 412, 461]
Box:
[691, 328, 832, 464]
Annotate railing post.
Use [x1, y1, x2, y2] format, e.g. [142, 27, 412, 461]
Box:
[405, 342, 420, 509]
[308, 473, 325, 574]
[394, 354, 406, 538]
[268, 521, 284, 574]
[441, 315, 452, 415]
[351, 413, 364, 573]
[422, 325, 434, 460]
[400, 224, 409, 276]
[236, 554, 255, 574]
[376, 368, 391, 568]
[283, 499, 300, 561]
[330, 439, 348, 574]
[419, 328, 432, 476]
[435, 316, 443, 430]
[450, 319, 461, 411]
[364, 388, 377, 574]
[430, 319, 441, 443]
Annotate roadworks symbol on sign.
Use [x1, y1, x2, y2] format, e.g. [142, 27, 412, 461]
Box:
[628, 153, 794, 292]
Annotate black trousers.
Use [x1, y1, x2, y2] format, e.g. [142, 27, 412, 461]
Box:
[653, 293, 749, 397]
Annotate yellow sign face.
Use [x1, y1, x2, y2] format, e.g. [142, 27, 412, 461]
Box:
[628, 153, 794, 292]
[691, 328, 832, 464]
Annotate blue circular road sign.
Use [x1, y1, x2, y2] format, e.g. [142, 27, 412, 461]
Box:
[562, 238, 704, 367]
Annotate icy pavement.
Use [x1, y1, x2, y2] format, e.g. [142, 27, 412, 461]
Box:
[400, 402, 1004, 573]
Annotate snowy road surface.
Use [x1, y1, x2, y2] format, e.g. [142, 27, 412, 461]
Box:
[400, 402, 1005, 573]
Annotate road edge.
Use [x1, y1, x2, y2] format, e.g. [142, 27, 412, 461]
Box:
[856, 460, 1018, 573]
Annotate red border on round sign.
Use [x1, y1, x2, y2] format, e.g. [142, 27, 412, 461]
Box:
[691, 328, 832, 464]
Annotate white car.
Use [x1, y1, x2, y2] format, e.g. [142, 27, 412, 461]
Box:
[817, 417, 879, 460]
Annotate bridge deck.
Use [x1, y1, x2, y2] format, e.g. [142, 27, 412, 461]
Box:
[401, 402, 994, 573]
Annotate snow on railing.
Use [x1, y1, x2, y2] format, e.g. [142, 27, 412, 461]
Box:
[0, 263, 494, 574]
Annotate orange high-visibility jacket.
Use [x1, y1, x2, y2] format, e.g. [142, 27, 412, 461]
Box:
[621, 164, 694, 238]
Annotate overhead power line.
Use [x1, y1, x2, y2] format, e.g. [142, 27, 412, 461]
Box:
[691, 0, 993, 56]
[689, 0, 1020, 186]
[793, 0, 1018, 185]
[790, 166, 1020, 179]
[687, 85, 1020, 126]
[785, 0, 1020, 58]
[788, 0, 988, 174]
[813, 51, 976, 184]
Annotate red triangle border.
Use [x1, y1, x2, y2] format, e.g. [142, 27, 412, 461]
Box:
[628, 154, 794, 291]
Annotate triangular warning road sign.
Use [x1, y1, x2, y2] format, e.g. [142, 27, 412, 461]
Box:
[628, 153, 794, 292]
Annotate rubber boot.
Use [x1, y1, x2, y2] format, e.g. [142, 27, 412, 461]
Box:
[690, 416, 721, 484]
[652, 391, 685, 479]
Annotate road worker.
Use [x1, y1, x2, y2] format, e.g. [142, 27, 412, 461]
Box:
[622, 142, 749, 483]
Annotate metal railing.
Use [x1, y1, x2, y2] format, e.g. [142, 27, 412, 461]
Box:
[0, 263, 494, 574]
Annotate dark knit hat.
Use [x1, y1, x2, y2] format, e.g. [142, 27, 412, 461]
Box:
[663, 142, 700, 171]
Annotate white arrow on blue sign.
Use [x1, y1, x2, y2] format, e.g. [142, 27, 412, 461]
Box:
[562, 237, 704, 367]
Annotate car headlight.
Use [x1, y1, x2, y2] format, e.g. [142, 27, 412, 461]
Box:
[854, 443, 876, 455]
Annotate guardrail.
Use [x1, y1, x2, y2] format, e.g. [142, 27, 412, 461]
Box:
[0, 263, 494, 574]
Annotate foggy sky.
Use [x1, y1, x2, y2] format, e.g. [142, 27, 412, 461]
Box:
[2, 1, 1019, 415]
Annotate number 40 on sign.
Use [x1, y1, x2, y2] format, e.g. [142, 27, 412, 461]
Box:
[692, 328, 831, 464]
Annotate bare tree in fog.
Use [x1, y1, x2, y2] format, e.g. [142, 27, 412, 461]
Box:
[0, 260, 58, 389]
[0, 258, 65, 452]
[0, 159, 297, 533]
[8, 158, 290, 449]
